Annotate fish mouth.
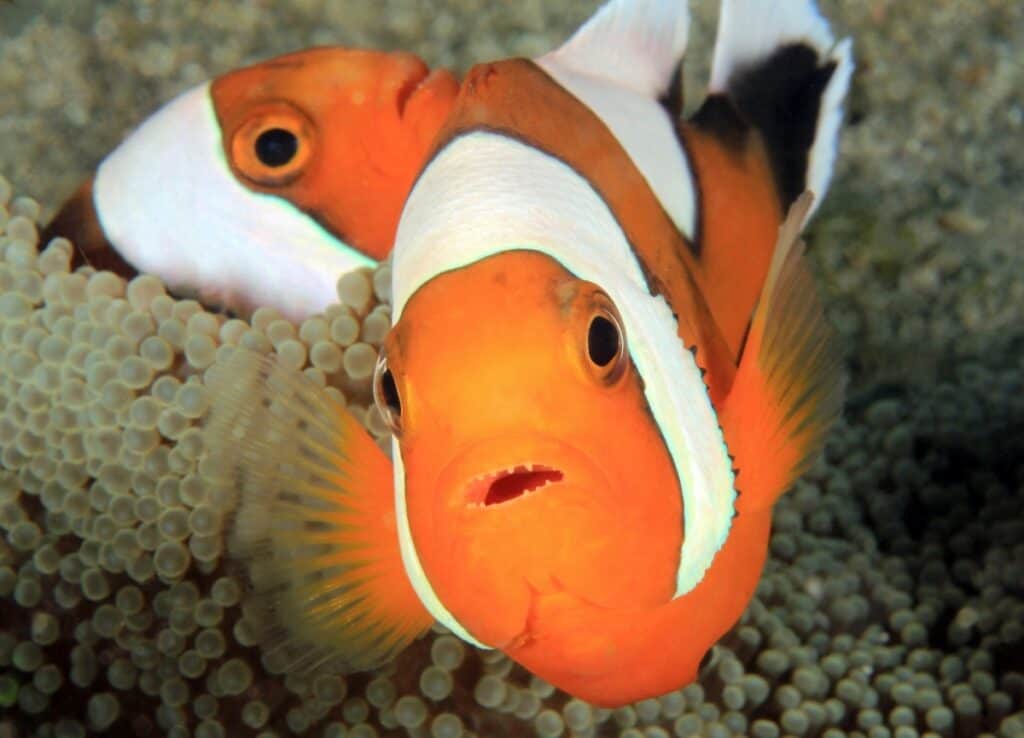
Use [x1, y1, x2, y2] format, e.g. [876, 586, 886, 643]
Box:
[465, 463, 565, 507]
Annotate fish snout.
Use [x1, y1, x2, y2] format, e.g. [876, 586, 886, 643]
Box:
[404, 437, 611, 647]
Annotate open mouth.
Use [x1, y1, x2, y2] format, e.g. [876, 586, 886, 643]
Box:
[465, 464, 564, 507]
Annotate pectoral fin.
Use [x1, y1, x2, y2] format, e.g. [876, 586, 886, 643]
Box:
[720, 193, 845, 514]
[204, 349, 432, 673]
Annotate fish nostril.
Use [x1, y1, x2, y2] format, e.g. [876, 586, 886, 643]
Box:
[484, 466, 564, 506]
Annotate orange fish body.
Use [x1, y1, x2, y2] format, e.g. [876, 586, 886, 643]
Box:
[43, 46, 458, 319]
[208, 0, 852, 708]
[376, 0, 850, 704]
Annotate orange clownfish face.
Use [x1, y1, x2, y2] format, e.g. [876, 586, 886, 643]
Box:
[376, 251, 683, 650]
[43, 47, 458, 320]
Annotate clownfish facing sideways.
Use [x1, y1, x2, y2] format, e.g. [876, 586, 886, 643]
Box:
[42, 47, 458, 320]
[207, 0, 852, 707]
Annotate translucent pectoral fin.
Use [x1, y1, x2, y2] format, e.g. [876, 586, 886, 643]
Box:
[204, 348, 432, 674]
[721, 193, 845, 514]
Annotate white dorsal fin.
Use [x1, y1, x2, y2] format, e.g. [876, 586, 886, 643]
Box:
[540, 0, 689, 98]
[709, 0, 835, 94]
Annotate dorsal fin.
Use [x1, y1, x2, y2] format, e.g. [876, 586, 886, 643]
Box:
[700, 0, 854, 223]
[535, 0, 697, 240]
[540, 0, 689, 99]
[678, 0, 853, 357]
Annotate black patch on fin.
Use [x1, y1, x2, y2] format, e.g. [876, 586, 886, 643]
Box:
[659, 62, 685, 119]
[693, 43, 837, 211]
[729, 43, 837, 209]
[690, 94, 750, 152]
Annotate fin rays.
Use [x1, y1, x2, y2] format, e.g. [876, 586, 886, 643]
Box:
[204, 348, 432, 676]
[755, 195, 845, 481]
[722, 193, 845, 513]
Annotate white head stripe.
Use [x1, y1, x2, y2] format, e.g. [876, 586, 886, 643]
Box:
[94, 82, 374, 321]
[392, 132, 737, 616]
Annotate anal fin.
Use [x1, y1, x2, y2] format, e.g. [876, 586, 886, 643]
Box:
[720, 193, 845, 514]
[204, 349, 432, 674]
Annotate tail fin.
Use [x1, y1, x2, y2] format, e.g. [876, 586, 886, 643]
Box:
[699, 0, 854, 222]
[719, 193, 845, 514]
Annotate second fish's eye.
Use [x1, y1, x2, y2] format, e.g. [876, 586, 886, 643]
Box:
[255, 127, 299, 167]
[230, 107, 313, 187]
[373, 352, 402, 435]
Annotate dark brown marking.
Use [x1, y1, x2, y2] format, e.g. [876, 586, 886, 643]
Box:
[40, 179, 138, 278]
[717, 43, 838, 210]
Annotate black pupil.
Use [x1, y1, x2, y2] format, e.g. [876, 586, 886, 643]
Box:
[588, 315, 620, 367]
[381, 370, 401, 416]
[254, 128, 298, 167]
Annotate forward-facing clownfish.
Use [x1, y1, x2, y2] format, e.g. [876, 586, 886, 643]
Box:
[207, 0, 852, 707]
[42, 47, 458, 319]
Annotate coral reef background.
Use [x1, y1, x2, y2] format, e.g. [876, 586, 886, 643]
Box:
[1, 1, 1022, 738]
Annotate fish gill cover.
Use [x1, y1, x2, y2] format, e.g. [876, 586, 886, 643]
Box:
[1, 2, 1024, 738]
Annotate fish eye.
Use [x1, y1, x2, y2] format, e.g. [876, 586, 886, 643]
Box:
[230, 106, 314, 187]
[255, 128, 298, 167]
[585, 297, 627, 386]
[372, 352, 402, 435]
[588, 315, 619, 366]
